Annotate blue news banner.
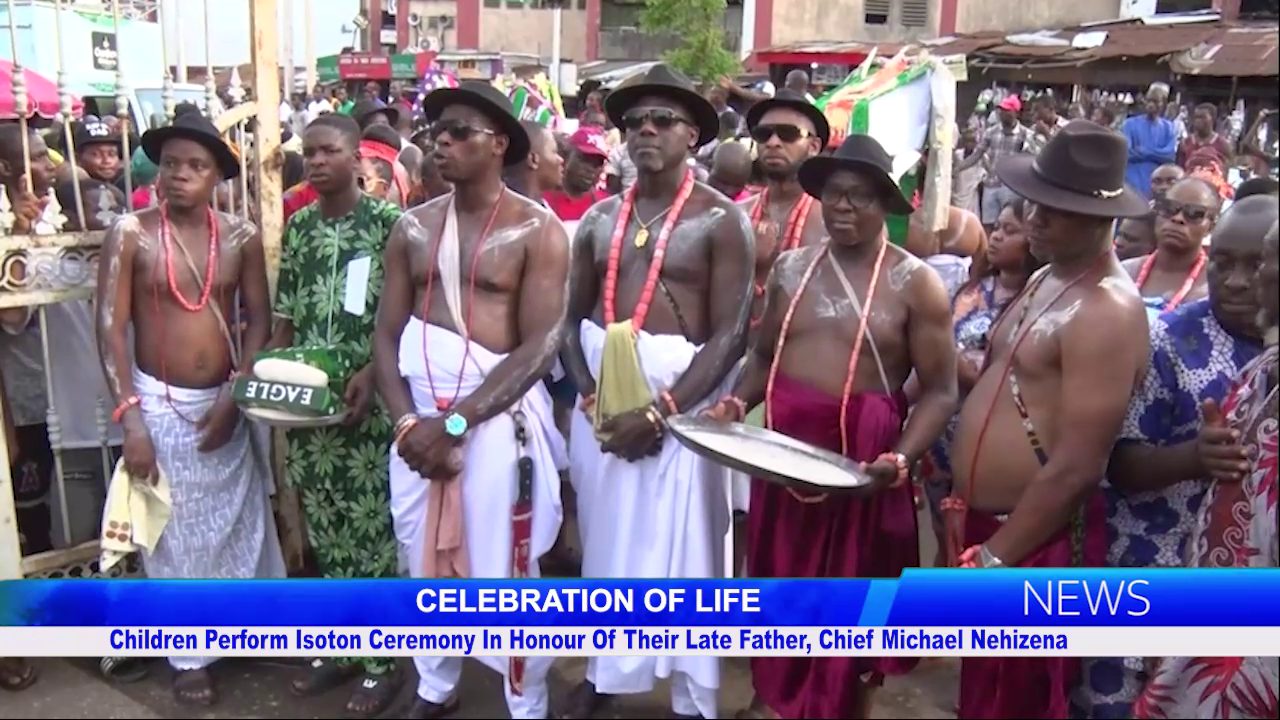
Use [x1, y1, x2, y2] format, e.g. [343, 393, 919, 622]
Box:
[2, 570, 1278, 658]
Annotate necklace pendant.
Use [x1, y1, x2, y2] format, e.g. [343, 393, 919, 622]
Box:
[634, 228, 650, 248]
[435, 399, 451, 411]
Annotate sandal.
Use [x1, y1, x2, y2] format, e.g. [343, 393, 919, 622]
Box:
[291, 657, 358, 697]
[172, 667, 217, 706]
[0, 658, 37, 691]
[346, 671, 403, 718]
[557, 681, 608, 719]
[733, 698, 780, 719]
[100, 656, 150, 684]
[406, 694, 460, 719]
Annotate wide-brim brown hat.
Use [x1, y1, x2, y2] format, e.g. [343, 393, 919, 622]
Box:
[745, 88, 831, 149]
[798, 134, 914, 216]
[996, 119, 1149, 218]
[421, 80, 530, 166]
[141, 112, 239, 180]
[604, 64, 719, 147]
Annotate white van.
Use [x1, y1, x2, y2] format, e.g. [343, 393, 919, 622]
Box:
[76, 83, 227, 131]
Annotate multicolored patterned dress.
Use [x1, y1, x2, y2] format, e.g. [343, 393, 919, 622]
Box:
[1134, 344, 1278, 720]
[275, 195, 403, 675]
[1077, 299, 1261, 719]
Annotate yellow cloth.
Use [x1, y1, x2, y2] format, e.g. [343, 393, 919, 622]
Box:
[48, 148, 65, 166]
[99, 459, 172, 571]
[592, 320, 655, 443]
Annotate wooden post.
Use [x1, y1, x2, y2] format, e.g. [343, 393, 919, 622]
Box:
[248, 0, 308, 574]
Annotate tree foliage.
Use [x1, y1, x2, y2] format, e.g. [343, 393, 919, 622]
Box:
[640, 0, 740, 84]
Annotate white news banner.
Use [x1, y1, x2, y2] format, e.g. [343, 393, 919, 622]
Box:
[3, 626, 1279, 658]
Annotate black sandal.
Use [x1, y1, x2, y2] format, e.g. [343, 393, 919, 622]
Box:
[557, 681, 609, 719]
[171, 667, 217, 706]
[345, 671, 403, 718]
[291, 657, 358, 697]
[406, 694, 460, 719]
[100, 656, 150, 684]
[0, 658, 37, 692]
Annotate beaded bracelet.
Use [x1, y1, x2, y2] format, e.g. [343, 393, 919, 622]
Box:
[644, 406, 664, 433]
[659, 390, 679, 417]
[722, 395, 747, 422]
[111, 396, 141, 423]
[393, 417, 420, 446]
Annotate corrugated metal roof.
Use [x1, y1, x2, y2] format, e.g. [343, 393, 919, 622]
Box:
[752, 18, 1276, 77]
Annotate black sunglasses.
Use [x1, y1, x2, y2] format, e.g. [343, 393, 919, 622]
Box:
[621, 108, 691, 131]
[1155, 198, 1214, 224]
[430, 119, 498, 142]
[750, 124, 814, 144]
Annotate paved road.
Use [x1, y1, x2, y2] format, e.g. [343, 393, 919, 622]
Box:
[2, 655, 958, 719]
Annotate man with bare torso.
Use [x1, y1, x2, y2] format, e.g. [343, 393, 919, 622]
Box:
[372, 81, 570, 720]
[558, 64, 754, 720]
[708, 134, 958, 720]
[1124, 176, 1219, 319]
[946, 121, 1152, 719]
[95, 112, 284, 706]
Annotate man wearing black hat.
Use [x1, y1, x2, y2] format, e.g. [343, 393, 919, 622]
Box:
[558, 63, 754, 720]
[74, 119, 124, 184]
[740, 89, 830, 333]
[95, 112, 283, 707]
[353, 98, 400, 131]
[946, 120, 1151, 720]
[707, 133, 958, 720]
[373, 80, 570, 720]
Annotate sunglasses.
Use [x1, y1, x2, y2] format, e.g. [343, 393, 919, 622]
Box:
[750, 124, 815, 144]
[820, 185, 880, 210]
[430, 119, 498, 142]
[1155, 198, 1214, 224]
[621, 108, 692, 131]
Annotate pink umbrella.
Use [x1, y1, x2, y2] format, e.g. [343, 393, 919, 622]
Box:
[0, 59, 83, 120]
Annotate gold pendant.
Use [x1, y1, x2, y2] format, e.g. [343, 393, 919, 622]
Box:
[634, 227, 650, 248]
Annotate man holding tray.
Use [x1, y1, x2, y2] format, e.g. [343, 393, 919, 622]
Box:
[557, 64, 755, 720]
[268, 113, 406, 717]
[373, 81, 570, 720]
[707, 134, 958, 719]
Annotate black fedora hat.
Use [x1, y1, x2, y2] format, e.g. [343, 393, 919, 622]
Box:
[996, 119, 1148, 218]
[352, 98, 400, 129]
[745, 89, 831, 149]
[798, 134, 914, 216]
[141, 112, 239, 180]
[420, 80, 530, 166]
[604, 64, 719, 147]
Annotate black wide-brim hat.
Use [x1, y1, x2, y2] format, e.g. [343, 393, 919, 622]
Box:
[746, 88, 831, 149]
[421, 80, 530, 166]
[996, 119, 1148, 219]
[798, 134, 914, 216]
[352, 99, 401, 129]
[141, 112, 239, 180]
[604, 63, 719, 147]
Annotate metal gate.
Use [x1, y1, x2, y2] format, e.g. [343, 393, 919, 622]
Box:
[0, 0, 284, 580]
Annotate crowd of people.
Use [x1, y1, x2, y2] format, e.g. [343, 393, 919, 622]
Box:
[0, 61, 1277, 720]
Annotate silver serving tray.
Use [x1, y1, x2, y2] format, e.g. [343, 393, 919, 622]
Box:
[244, 407, 350, 429]
[666, 414, 874, 495]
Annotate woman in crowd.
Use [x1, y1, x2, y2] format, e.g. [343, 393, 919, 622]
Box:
[916, 198, 1041, 565]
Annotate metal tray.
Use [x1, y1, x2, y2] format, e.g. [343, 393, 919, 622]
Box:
[244, 406, 350, 429]
[666, 414, 874, 495]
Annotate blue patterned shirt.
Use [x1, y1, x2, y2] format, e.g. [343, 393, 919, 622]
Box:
[1106, 298, 1262, 569]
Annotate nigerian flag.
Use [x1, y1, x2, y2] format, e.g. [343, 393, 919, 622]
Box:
[816, 57, 951, 245]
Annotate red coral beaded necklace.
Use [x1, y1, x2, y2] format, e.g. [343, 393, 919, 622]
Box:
[749, 191, 812, 328]
[602, 170, 696, 330]
[1134, 248, 1206, 312]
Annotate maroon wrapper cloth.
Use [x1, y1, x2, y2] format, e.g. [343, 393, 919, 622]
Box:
[958, 492, 1106, 720]
[422, 473, 470, 579]
[746, 372, 917, 719]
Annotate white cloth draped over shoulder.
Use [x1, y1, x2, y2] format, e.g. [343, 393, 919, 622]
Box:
[390, 319, 565, 714]
[570, 319, 730, 717]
